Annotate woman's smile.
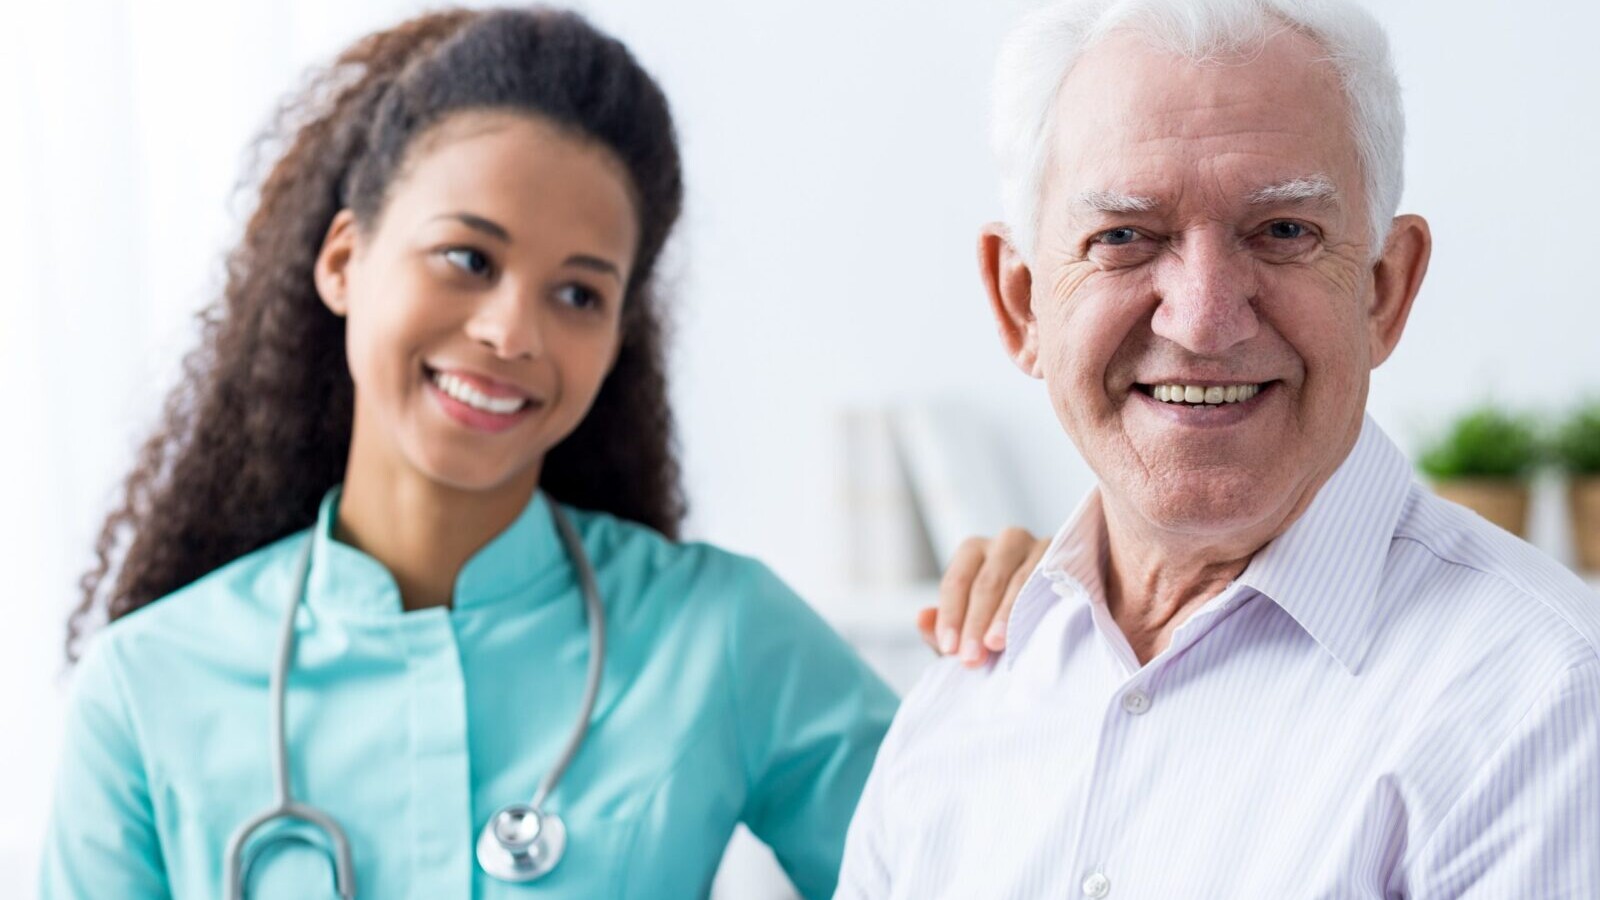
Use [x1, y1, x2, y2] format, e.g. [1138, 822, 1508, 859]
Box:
[423, 363, 544, 434]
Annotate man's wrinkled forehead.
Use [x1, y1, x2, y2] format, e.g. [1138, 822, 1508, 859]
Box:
[1044, 28, 1361, 212]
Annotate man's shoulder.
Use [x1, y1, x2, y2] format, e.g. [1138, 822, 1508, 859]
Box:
[1388, 483, 1600, 665]
[875, 654, 1011, 770]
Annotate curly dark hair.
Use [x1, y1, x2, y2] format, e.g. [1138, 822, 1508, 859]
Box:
[67, 7, 686, 662]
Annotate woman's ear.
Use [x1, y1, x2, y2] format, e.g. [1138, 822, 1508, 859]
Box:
[977, 223, 1041, 377]
[314, 209, 361, 317]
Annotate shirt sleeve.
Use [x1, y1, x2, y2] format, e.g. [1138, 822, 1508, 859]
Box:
[39, 635, 170, 899]
[1408, 657, 1600, 898]
[726, 562, 899, 900]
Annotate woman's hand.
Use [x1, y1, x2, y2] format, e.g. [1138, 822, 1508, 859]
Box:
[917, 528, 1050, 667]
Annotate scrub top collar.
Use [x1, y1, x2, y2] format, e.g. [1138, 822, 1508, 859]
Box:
[305, 484, 566, 618]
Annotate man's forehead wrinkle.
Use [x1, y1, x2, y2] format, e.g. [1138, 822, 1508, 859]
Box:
[1061, 55, 1350, 148]
[1060, 111, 1337, 161]
[1118, 116, 1331, 148]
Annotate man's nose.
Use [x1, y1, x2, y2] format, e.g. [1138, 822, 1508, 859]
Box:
[463, 285, 545, 360]
[1149, 232, 1260, 356]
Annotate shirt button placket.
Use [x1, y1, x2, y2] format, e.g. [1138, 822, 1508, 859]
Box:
[1082, 871, 1111, 897]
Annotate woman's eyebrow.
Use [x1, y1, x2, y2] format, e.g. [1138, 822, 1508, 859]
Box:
[431, 212, 511, 242]
[566, 255, 622, 282]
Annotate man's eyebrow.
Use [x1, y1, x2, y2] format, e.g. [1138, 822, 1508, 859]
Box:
[565, 254, 623, 282]
[1072, 190, 1159, 214]
[431, 212, 511, 242]
[1247, 175, 1339, 207]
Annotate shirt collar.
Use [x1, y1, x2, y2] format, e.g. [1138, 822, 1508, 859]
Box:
[1234, 414, 1413, 674]
[1003, 414, 1413, 675]
[305, 485, 565, 617]
[1003, 489, 1107, 667]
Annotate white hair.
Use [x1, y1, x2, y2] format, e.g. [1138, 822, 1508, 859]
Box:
[992, 0, 1404, 260]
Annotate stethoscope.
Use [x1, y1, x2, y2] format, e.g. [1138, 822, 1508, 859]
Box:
[222, 502, 606, 898]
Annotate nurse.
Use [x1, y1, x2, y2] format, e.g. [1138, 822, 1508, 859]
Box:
[42, 8, 1042, 899]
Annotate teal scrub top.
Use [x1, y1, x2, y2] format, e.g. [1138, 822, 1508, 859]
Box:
[41, 488, 898, 899]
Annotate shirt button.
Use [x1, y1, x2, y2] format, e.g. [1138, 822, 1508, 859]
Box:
[1121, 689, 1151, 715]
[1082, 872, 1111, 897]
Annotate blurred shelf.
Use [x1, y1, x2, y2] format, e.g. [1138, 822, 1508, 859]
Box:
[807, 582, 945, 695]
[808, 581, 940, 644]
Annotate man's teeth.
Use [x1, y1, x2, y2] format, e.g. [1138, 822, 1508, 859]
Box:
[431, 371, 529, 415]
[1150, 383, 1261, 405]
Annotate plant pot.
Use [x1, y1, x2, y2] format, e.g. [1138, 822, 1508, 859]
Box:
[1570, 476, 1600, 573]
[1432, 479, 1530, 538]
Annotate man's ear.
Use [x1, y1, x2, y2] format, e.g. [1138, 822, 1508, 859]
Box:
[1367, 214, 1431, 368]
[314, 209, 361, 317]
[978, 222, 1041, 377]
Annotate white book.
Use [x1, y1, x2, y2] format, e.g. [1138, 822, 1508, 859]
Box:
[837, 407, 939, 585]
[889, 401, 1030, 565]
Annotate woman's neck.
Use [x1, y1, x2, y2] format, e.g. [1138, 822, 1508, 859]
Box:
[335, 451, 540, 612]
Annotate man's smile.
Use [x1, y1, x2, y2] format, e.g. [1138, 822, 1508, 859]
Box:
[1126, 380, 1282, 427]
[1134, 381, 1268, 405]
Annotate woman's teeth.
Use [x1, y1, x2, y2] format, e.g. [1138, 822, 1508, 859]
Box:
[1150, 383, 1262, 405]
[431, 371, 529, 415]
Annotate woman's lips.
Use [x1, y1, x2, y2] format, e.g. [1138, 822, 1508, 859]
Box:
[423, 365, 541, 434]
[425, 364, 534, 402]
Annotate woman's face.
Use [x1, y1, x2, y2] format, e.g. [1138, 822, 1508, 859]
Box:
[317, 111, 640, 494]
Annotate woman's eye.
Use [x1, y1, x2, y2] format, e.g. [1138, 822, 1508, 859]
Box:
[1266, 221, 1307, 240]
[442, 247, 493, 277]
[1096, 227, 1141, 246]
[555, 283, 601, 310]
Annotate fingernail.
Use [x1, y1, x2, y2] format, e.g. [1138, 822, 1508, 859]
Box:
[938, 627, 958, 655]
[984, 629, 1005, 651]
[959, 637, 982, 664]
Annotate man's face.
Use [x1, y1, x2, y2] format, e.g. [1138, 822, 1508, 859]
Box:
[1020, 29, 1397, 538]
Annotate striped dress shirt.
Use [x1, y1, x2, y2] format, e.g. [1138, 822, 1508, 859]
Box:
[836, 415, 1600, 899]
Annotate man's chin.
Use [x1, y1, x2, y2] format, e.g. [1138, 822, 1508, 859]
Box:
[1123, 472, 1288, 537]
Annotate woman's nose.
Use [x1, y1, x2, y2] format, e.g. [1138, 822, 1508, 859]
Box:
[463, 287, 545, 360]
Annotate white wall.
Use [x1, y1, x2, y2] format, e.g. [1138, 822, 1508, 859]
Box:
[4, 0, 1598, 886]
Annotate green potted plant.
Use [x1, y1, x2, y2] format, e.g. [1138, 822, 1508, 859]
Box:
[1417, 405, 1541, 538]
[1553, 400, 1600, 571]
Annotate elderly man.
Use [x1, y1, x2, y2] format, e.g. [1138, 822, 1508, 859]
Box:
[836, 0, 1599, 897]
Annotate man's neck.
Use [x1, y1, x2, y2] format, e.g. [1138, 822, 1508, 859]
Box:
[1098, 490, 1312, 666]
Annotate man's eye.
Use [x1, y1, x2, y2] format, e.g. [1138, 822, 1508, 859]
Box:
[1096, 227, 1141, 246]
[443, 247, 493, 277]
[555, 283, 601, 310]
[1266, 221, 1307, 240]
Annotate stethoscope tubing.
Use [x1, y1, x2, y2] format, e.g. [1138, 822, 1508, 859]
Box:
[224, 536, 358, 899]
[223, 501, 604, 898]
[532, 504, 605, 810]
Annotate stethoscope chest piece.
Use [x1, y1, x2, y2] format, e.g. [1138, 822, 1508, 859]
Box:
[476, 803, 567, 882]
